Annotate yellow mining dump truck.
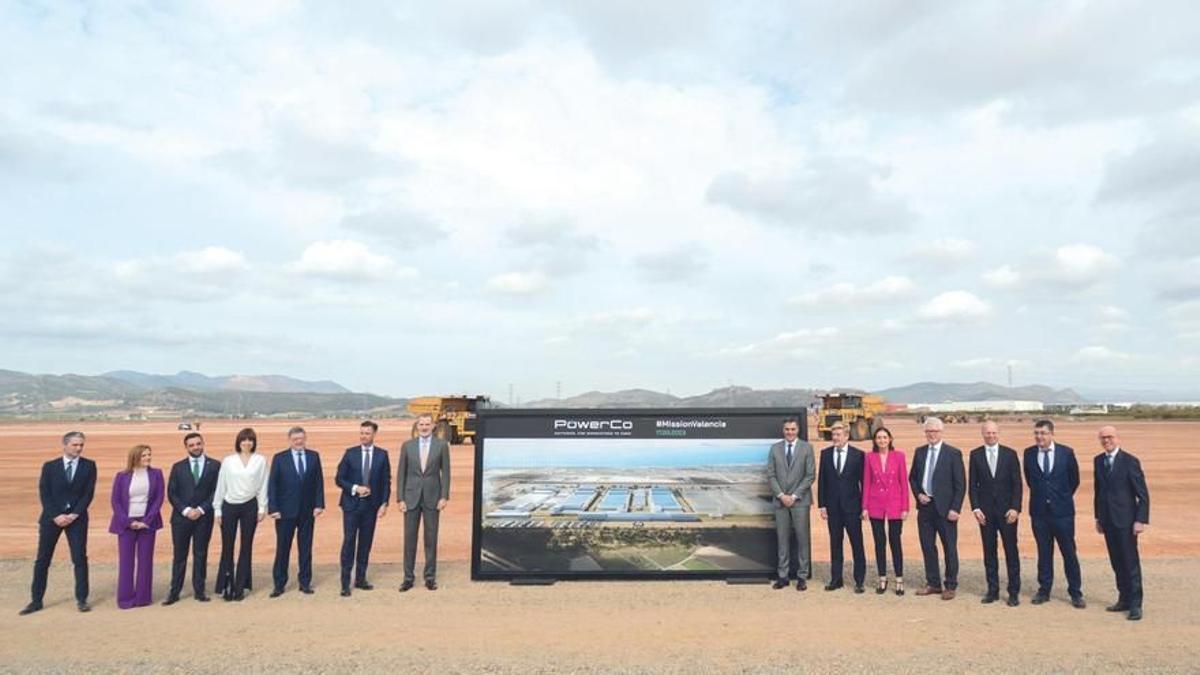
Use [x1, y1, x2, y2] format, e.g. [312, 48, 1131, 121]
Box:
[405, 395, 490, 444]
[817, 393, 887, 441]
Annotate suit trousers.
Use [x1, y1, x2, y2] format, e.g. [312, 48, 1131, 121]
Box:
[827, 510, 866, 585]
[979, 510, 1020, 595]
[273, 515, 315, 589]
[869, 518, 904, 578]
[216, 499, 258, 595]
[917, 502, 959, 589]
[1103, 522, 1142, 609]
[116, 528, 156, 609]
[169, 514, 213, 597]
[403, 505, 440, 583]
[31, 516, 89, 604]
[340, 505, 379, 588]
[774, 503, 811, 580]
[1031, 514, 1082, 597]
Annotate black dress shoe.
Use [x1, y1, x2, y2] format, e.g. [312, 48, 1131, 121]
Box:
[1127, 607, 1143, 621]
[299, 586, 314, 595]
[1071, 596, 1087, 609]
[796, 579, 807, 591]
[222, 591, 233, 602]
[195, 593, 211, 602]
[76, 601, 91, 613]
[340, 588, 351, 597]
[162, 595, 180, 606]
[854, 584, 864, 594]
[269, 588, 285, 598]
[1007, 594, 1020, 607]
[981, 592, 999, 604]
[232, 591, 245, 601]
[355, 581, 374, 591]
[1106, 601, 1130, 612]
[1031, 592, 1050, 605]
[399, 581, 414, 592]
[824, 581, 843, 591]
[18, 603, 42, 616]
[771, 578, 788, 590]
[425, 580, 438, 591]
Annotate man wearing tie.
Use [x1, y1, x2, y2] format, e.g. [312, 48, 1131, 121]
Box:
[766, 417, 815, 591]
[1094, 425, 1150, 621]
[268, 427, 325, 596]
[20, 431, 96, 615]
[335, 421, 391, 597]
[163, 432, 220, 605]
[1024, 419, 1085, 608]
[968, 421, 1023, 606]
[909, 416, 966, 600]
[398, 414, 451, 591]
[817, 421, 866, 593]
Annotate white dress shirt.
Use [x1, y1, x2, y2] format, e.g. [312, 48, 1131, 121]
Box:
[213, 452, 269, 517]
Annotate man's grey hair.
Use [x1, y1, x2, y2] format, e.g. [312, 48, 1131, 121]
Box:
[923, 417, 944, 430]
[61, 431, 86, 446]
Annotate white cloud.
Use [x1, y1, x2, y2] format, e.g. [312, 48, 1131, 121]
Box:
[181, 246, 249, 274]
[1049, 244, 1120, 287]
[485, 270, 549, 295]
[951, 357, 1031, 369]
[918, 291, 992, 321]
[791, 275, 916, 308]
[1098, 305, 1129, 321]
[1071, 346, 1136, 363]
[292, 240, 413, 282]
[719, 327, 840, 359]
[983, 264, 1021, 288]
[908, 237, 977, 265]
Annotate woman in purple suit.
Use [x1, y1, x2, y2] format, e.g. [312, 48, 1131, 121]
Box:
[109, 444, 164, 609]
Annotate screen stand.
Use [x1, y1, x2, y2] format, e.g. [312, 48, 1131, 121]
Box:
[509, 578, 557, 586]
[724, 577, 771, 585]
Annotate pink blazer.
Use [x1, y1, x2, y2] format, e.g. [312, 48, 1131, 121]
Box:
[108, 468, 165, 534]
[862, 450, 910, 519]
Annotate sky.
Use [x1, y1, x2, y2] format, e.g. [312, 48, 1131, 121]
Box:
[2, 1, 1199, 401]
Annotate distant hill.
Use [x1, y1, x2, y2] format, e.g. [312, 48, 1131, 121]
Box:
[103, 370, 349, 394]
[875, 381, 1086, 405]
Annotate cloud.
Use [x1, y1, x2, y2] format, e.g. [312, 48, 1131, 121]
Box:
[907, 237, 977, 265]
[982, 264, 1022, 289]
[292, 240, 414, 282]
[634, 245, 707, 283]
[1071, 345, 1136, 364]
[706, 156, 915, 234]
[341, 208, 448, 248]
[918, 290, 992, 321]
[719, 326, 840, 359]
[485, 270, 549, 295]
[951, 357, 1031, 369]
[982, 244, 1120, 292]
[502, 217, 602, 279]
[791, 275, 916, 308]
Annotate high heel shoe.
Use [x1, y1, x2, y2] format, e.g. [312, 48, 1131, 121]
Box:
[875, 578, 888, 595]
[895, 579, 905, 596]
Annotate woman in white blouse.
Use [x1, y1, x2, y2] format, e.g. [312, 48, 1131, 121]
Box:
[213, 428, 269, 601]
[108, 444, 164, 609]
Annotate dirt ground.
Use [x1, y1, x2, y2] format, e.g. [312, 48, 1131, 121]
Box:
[1, 417, 1197, 673]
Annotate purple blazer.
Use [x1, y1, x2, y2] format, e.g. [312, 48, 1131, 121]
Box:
[108, 468, 165, 534]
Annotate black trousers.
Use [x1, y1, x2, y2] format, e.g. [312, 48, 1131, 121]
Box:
[31, 516, 89, 604]
[340, 505, 379, 588]
[273, 515, 315, 589]
[404, 506, 440, 583]
[216, 499, 257, 595]
[979, 510, 1020, 595]
[917, 503, 958, 589]
[869, 518, 904, 577]
[827, 510, 866, 585]
[1031, 513, 1081, 597]
[169, 514, 214, 597]
[1102, 521, 1142, 609]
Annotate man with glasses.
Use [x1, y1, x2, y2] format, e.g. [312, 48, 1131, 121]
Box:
[1093, 425, 1149, 621]
[909, 417, 965, 600]
[1024, 419, 1085, 608]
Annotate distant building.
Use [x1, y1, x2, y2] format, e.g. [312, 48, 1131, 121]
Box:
[911, 400, 1044, 413]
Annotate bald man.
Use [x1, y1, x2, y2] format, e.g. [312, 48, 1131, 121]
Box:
[1094, 425, 1150, 621]
[909, 417, 965, 600]
[968, 421, 1022, 606]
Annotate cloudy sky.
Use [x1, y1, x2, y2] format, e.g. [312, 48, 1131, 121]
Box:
[3, 1, 1199, 400]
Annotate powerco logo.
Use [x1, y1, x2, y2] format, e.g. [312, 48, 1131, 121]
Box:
[553, 419, 634, 431]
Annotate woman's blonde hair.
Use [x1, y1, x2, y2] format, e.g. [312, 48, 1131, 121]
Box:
[125, 444, 151, 473]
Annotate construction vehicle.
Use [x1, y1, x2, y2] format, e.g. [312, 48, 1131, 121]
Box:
[817, 393, 887, 441]
[406, 395, 490, 444]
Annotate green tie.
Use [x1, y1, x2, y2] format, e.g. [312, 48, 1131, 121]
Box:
[191, 458, 200, 482]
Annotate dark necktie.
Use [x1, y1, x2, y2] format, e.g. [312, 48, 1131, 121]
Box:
[1105, 453, 1114, 474]
[836, 447, 844, 475]
[363, 450, 372, 485]
[67, 459, 76, 483]
[192, 458, 201, 483]
[1041, 450, 1050, 475]
[295, 452, 306, 477]
[786, 442, 793, 466]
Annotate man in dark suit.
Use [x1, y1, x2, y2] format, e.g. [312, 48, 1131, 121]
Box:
[268, 427, 325, 596]
[335, 420, 391, 597]
[908, 416, 966, 600]
[818, 421, 866, 593]
[1024, 419, 1085, 608]
[398, 413, 451, 591]
[21, 431, 96, 615]
[968, 421, 1023, 606]
[163, 432, 220, 605]
[1094, 425, 1150, 621]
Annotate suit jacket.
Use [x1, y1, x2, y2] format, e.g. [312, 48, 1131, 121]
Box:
[968, 445, 1023, 515]
[336, 446, 392, 512]
[398, 436, 450, 508]
[863, 450, 910, 519]
[37, 456, 97, 525]
[268, 449, 326, 519]
[1094, 449, 1150, 528]
[817, 444, 865, 515]
[167, 455, 220, 523]
[909, 443, 966, 517]
[108, 468, 165, 534]
[766, 439, 815, 507]
[1023, 444, 1079, 518]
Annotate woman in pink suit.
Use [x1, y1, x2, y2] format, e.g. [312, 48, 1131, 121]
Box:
[109, 444, 164, 609]
[862, 427, 909, 595]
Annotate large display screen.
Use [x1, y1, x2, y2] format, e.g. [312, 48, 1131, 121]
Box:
[471, 408, 808, 580]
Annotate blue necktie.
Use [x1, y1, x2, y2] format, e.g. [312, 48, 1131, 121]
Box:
[1105, 453, 1113, 474]
[295, 452, 305, 477]
[1041, 450, 1050, 475]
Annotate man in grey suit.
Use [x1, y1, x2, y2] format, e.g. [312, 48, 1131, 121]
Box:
[766, 416, 815, 590]
[398, 413, 450, 591]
